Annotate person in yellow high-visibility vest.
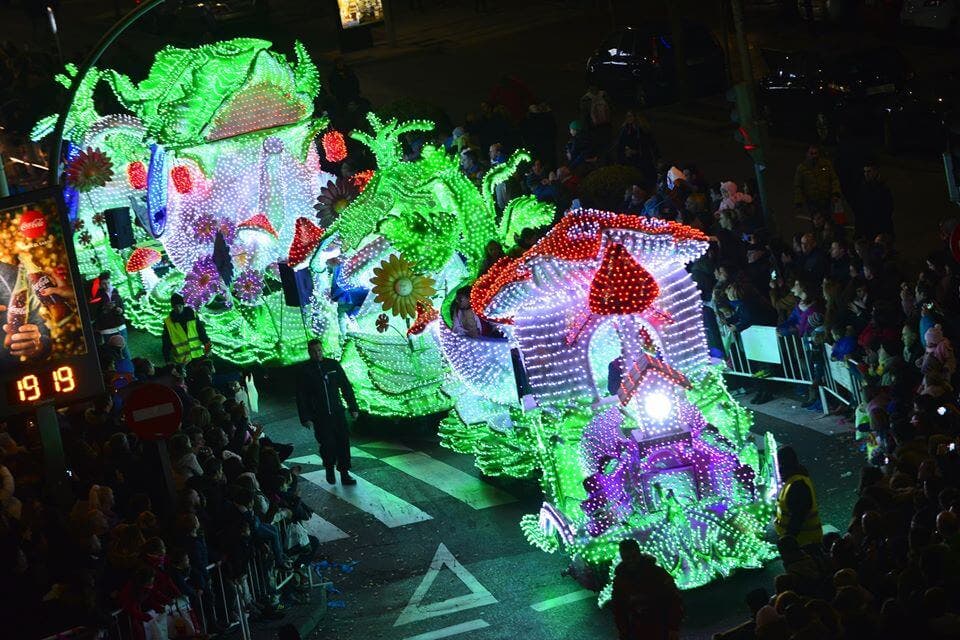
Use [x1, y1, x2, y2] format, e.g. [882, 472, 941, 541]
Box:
[161, 293, 210, 365]
[775, 445, 823, 552]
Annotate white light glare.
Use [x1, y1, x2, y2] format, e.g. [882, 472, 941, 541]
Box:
[643, 391, 672, 422]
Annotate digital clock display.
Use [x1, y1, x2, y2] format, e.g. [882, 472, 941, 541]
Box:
[9, 365, 78, 403]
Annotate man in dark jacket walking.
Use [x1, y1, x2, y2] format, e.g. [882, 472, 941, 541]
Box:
[611, 539, 683, 639]
[296, 339, 359, 485]
[852, 160, 894, 240]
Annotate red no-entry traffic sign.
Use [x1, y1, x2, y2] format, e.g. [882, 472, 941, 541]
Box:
[123, 383, 183, 441]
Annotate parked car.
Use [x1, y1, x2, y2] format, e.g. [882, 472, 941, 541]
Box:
[178, 0, 270, 25]
[585, 22, 726, 106]
[145, 0, 270, 37]
[757, 44, 911, 142]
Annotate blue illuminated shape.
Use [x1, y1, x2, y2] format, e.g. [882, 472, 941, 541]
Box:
[145, 143, 168, 237]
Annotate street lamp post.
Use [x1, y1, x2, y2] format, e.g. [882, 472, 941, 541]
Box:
[46, 5, 63, 66]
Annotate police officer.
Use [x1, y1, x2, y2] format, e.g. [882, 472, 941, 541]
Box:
[296, 339, 359, 485]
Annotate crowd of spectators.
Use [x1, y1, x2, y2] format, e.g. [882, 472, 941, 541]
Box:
[0, 333, 320, 637]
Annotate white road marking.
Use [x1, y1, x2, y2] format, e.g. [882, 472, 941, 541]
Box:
[302, 470, 433, 528]
[301, 512, 350, 543]
[362, 440, 414, 452]
[394, 543, 497, 627]
[380, 452, 517, 510]
[529, 589, 595, 612]
[286, 449, 376, 466]
[401, 619, 490, 640]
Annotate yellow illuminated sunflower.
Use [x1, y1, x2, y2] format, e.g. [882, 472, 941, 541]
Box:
[370, 254, 436, 319]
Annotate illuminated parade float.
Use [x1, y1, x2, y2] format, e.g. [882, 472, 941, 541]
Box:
[35, 38, 781, 594]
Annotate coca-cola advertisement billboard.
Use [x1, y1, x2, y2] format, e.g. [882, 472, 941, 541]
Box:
[0, 188, 102, 416]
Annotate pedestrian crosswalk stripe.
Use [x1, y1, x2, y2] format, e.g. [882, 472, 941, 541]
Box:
[529, 589, 594, 612]
[380, 451, 517, 510]
[287, 449, 377, 466]
[302, 469, 433, 528]
[361, 440, 414, 453]
[401, 619, 490, 640]
[395, 543, 497, 627]
[301, 512, 350, 543]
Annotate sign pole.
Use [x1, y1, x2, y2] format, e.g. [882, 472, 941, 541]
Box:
[155, 438, 177, 514]
[36, 401, 70, 505]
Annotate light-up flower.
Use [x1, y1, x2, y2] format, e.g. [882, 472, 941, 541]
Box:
[92, 212, 106, 226]
[370, 254, 436, 319]
[218, 220, 237, 245]
[64, 147, 114, 192]
[376, 313, 389, 333]
[78, 231, 92, 245]
[194, 213, 218, 243]
[233, 269, 264, 303]
[314, 179, 357, 227]
[182, 256, 223, 308]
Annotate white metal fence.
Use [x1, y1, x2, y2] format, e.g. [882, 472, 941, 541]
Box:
[718, 322, 865, 413]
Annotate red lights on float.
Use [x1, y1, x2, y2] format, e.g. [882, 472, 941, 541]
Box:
[127, 161, 148, 190]
[125, 246, 162, 273]
[171, 165, 193, 194]
[287, 217, 325, 268]
[588, 243, 659, 316]
[350, 169, 375, 193]
[237, 213, 279, 238]
[322, 130, 348, 163]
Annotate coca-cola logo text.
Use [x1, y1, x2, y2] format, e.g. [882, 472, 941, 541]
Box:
[20, 210, 47, 239]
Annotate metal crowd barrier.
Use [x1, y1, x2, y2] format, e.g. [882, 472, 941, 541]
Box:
[98, 560, 251, 640]
[718, 321, 865, 414]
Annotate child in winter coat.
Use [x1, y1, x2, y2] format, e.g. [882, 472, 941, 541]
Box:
[922, 325, 956, 378]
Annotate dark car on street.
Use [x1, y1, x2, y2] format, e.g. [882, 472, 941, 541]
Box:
[586, 22, 727, 106]
[757, 44, 912, 142]
[149, 0, 270, 37]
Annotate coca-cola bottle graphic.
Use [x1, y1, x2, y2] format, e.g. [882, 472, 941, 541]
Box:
[6, 264, 29, 342]
[18, 253, 73, 324]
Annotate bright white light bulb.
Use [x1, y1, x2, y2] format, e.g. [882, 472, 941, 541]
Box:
[643, 391, 672, 422]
